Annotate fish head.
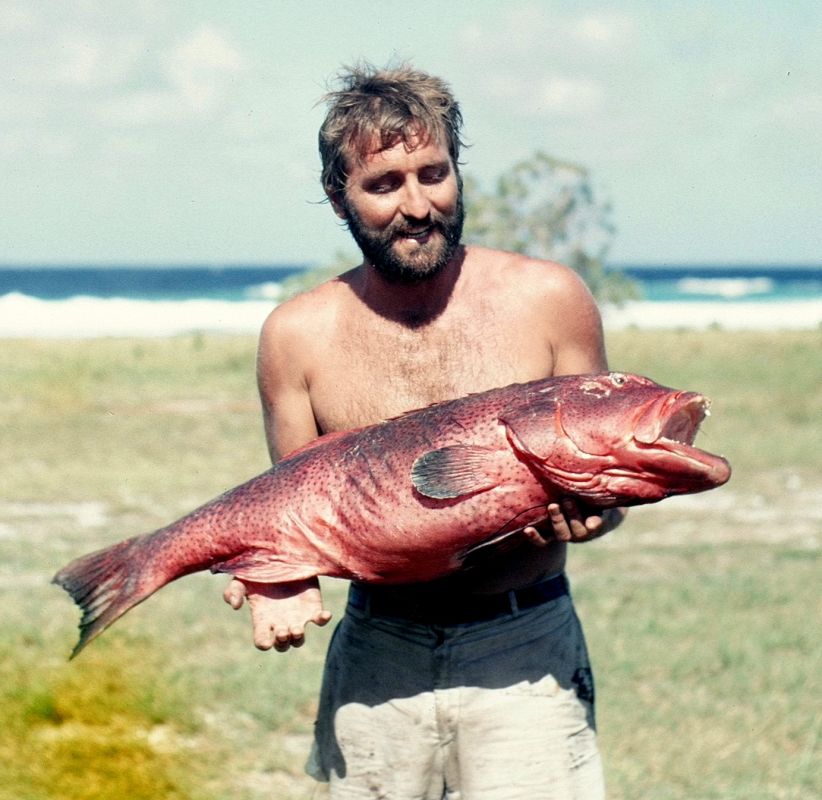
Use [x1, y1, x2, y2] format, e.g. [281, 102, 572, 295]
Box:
[501, 372, 731, 506]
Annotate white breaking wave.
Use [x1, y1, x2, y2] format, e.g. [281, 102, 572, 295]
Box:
[0, 292, 275, 338]
[0, 291, 820, 337]
[243, 281, 284, 300]
[675, 277, 775, 299]
[602, 298, 822, 330]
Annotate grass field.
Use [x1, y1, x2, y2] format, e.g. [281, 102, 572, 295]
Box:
[1, 330, 819, 799]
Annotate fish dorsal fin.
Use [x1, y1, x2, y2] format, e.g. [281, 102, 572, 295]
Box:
[278, 429, 353, 463]
[411, 445, 502, 500]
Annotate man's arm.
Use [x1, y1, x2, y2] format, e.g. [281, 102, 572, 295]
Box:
[223, 303, 333, 652]
[525, 262, 627, 544]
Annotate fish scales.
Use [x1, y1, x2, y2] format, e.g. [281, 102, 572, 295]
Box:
[53, 372, 731, 656]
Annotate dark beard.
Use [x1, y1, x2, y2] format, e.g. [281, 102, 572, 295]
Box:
[342, 191, 465, 285]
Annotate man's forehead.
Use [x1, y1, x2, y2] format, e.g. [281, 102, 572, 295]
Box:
[350, 127, 446, 166]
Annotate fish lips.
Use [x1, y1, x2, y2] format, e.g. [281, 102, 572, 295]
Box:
[632, 391, 731, 488]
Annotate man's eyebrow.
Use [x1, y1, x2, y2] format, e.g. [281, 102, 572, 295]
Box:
[422, 159, 452, 172]
[359, 169, 401, 189]
[418, 157, 451, 169]
[363, 159, 451, 180]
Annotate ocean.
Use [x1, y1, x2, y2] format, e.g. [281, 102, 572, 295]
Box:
[0, 263, 820, 337]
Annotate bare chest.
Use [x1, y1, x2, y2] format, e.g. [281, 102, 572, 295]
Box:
[308, 306, 551, 433]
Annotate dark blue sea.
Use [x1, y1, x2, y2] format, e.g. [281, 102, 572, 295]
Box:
[0, 264, 306, 302]
[0, 263, 819, 336]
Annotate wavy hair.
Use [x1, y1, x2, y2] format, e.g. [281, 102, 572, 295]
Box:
[318, 62, 465, 199]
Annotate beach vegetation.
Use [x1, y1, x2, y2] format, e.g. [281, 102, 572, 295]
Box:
[463, 152, 638, 306]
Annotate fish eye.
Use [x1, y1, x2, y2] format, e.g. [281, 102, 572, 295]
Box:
[610, 373, 627, 387]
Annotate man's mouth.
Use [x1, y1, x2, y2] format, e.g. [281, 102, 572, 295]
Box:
[397, 225, 436, 243]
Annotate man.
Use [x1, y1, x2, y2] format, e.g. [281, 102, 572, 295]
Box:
[225, 64, 624, 799]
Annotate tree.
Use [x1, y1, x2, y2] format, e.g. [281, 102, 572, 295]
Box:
[463, 151, 637, 305]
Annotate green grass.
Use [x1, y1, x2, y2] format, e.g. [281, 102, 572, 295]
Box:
[570, 544, 820, 799]
[607, 329, 821, 479]
[1, 330, 819, 799]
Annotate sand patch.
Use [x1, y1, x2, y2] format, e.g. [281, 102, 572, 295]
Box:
[0, 500, 109, 529]
[608, 481, 821, 549]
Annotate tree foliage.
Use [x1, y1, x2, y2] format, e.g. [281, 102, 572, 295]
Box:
[279, 249, 353, 300]
[462, 151, 637, 305]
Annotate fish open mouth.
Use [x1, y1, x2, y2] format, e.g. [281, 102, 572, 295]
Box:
[632, 391, 730, 487]
[635, 391, 708, 448]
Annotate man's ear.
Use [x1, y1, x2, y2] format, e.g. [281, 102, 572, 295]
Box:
[328, 191, 347, 220]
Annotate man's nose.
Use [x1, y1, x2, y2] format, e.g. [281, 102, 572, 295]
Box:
[399, 179, 431, 220]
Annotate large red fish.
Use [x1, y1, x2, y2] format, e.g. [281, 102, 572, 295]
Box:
[54, 372, 730, 656]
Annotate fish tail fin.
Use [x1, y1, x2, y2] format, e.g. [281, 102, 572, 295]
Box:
[53, 534, 161, 659]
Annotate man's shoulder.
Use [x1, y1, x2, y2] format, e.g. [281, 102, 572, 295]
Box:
[263, 274, 349, 332]
[464, 246, 590, 297]
[259, 274, 350, 359]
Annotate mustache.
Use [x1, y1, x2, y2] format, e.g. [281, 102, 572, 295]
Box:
[391, 216, 446, 238]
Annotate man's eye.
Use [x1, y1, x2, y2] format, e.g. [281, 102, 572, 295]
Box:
[368, 181, 397, 194]
[421, 169, 448, 184]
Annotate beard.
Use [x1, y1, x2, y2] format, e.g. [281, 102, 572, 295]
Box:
[342, 189, 465, 285]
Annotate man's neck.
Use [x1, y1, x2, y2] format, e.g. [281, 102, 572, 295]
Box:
[353, 246, 465, 328]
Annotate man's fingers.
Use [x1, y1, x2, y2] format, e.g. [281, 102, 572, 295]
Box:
[285, 626, 306, 649]
[315, 610, 333, 626]
[268, 625, 306, 652]
[522, 525, 549, 547]
[584, 514, 605, 534]
[223, 578, 247, 609]
[253, 617, 330, 651]
[548, 503, 572, 541]
[253, 626, 298, 651]
[235, 577, 330, 652]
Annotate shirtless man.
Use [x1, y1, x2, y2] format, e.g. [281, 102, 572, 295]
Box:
[225, 64, 624, 799]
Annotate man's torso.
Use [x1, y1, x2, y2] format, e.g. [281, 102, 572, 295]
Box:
[283, 247, 576, 592]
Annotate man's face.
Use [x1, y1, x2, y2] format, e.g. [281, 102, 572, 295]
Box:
[335, 134, 464, 284]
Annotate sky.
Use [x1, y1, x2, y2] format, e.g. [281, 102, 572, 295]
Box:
[2, 0, 820, 266]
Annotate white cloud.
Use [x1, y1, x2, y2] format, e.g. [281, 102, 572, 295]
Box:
[486, 73, 604, 118]
[102, 89, 185, 126]
[537, 76, 603, 115]
[458, 5, 635, 62]
[0, 128, 74, 158]
[772, 90, 822, 127]
[164, 24, 247, 114]
[51, 34, 143, 88]
[53, 37, 103, 86]
[456, 6, 628, 121]
[572, 13, 634, 48]
[0, 0, 37, 34]
[99, 24, 248, 125]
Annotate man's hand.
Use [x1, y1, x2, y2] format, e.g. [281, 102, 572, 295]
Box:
[223, 576, 332, 652]
[523, 500, 625, 546]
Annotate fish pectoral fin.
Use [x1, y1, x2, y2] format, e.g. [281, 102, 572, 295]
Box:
[411, 445, 504, 500]
[210, 550, 318, 583]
